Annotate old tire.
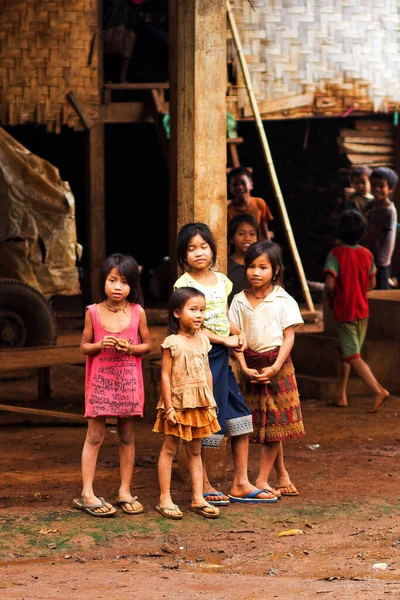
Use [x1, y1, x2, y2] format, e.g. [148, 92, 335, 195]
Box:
[0, 279, 57, 349]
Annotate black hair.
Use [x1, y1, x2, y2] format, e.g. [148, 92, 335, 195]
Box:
[349, 166, 372, 182]
[244, 240, 284, 286]
[99, 253, 144, 305]
[338, 210, 367, 245]
[370, 167, 399, 189]
[228, 166, 253, 183]
[176, 222, 217, 272]
[167, 287, 206, 335]
[227, 213, 260, 254]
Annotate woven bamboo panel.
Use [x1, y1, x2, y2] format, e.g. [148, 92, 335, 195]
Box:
[0, 0, 100, 131]
[229, 0, 400, 119]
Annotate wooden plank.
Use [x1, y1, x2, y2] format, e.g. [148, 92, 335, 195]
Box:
[103, 82, 169, 90]
[340, 135, 394, 146]
[66, 90, 93, 130]
[100, 102, 156, 123]
[0, 404, 86, 421]
[339, 142, 395, 155]
[86, 122, 105, 302]
[355, 120, 393, 130]
[242, 93, 313, 118]
[226, 137, 244, 145]
[347, 154, 395, 166]
[0, 345, 85, 371]
[148, 89, 169, 162]
[339, 128, 395, 140]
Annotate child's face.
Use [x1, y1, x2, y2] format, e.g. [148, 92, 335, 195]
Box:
[229, 174, 253, 200]
[186, 234, 213, 270]
[246, 252, 278, 289]
[175, 296, 206, 332]
[105, 268, 130, 302]
[352, 174, 370, 196]
[371, 177, 392, 203]
[231, 222, 258, 255]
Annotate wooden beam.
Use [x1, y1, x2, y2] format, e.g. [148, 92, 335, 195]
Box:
[0, 404, 86, 422]
[66, 91, 94, 130]
[0, 345, 85, 371]
[86, 122, 105, 302]
[170, 0, 227, 271]
[103, 82, 169, 90]
[242, 93, 314, 118]
[148, 89, 169, 162]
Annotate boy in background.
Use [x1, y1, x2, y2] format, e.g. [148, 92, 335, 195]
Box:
[324, 210, 389, 413]
[344, 166, 373, 213]
[365, 167, 398, 290]
[227, 167, 273, 239]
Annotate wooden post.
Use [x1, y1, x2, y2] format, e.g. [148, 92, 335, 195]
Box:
[169, 0, 227, 272]
[86, 122, 106, 302]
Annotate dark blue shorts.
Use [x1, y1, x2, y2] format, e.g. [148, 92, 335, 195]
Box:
[202, 343, 253, 448]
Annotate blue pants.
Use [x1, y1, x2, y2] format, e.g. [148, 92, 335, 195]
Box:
[202, 344, 253, 448]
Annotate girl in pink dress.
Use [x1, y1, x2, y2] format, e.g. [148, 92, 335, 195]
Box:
[73, 254, 152, 517]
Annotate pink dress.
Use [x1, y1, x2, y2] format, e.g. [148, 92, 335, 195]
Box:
[84, 303, 145, 418]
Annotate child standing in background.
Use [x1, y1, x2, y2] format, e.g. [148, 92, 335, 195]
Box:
[74, 254, 152, 517]
[227, 213, 260, 305]
[324, 211, 389, 412]
[365, 167, 398, 290]
[344, 166, 373, 214]
[228, 167, 274, 240]
[174, 223, 277, 504]
[153, 287, 220, 520]
[229, 240, 305, 497]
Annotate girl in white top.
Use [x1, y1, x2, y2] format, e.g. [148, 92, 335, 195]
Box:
[229, 240, 305, 498]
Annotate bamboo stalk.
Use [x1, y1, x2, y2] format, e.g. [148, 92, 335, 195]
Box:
[226, 1, 315, 315]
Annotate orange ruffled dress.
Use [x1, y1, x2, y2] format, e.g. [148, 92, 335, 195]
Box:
[153, 333, 220, 442]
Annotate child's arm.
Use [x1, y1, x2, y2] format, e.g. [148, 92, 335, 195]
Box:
[116, 307, 152, 356]
[233, 349, 260, 381]
[368, 274, 376, 290]
[160, 348, 176, 425]
[258, 325, 295, 381]
[80, 309, 118, 355]
[324, 273, 336, 309]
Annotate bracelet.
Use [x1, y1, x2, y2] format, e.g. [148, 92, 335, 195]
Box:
[164, 407, 175, 415]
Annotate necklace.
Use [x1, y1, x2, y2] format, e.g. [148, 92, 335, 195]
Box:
[247, 287, 273, 300]
[105, 301, 127, 313]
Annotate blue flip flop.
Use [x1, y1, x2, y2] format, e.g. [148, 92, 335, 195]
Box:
[228, 489, 278, 504]
[202, 491, 230, 506]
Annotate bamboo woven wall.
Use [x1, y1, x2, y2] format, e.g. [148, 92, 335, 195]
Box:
[228, 0, 400, 120]
[0, 0, 100, 132]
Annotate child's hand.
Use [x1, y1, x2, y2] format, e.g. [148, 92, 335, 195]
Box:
[237, 331, 247, 351]
[257, 365, 277, 382]
[243, 367, 261, 381]
[166, 408, 177, 425]
[99, 335, 118, 349]
[115, 339, 134, 354]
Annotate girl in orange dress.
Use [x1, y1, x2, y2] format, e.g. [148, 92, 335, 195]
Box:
[153, 287, 220, 520]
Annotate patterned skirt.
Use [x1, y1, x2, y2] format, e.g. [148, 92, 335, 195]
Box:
[243, 347, 305, 444]
[153, 406, 220, 443]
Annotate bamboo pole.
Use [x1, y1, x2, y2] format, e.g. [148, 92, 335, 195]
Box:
[226, 1, 315, 315]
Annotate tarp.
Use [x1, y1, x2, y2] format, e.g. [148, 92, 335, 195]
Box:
[0, 127, 81, 296]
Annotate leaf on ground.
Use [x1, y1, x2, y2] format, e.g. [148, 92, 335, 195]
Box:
[38, 527, 58, 536]
[278, 529, 303, 537]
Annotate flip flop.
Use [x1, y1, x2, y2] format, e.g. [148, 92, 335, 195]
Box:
[191, 505, 220, 519]
[155, 504, 183, 520]
[72, 497, 117, 517]
[276, 485, 299, 497]
[116, 496, 144, 515]
[202, 492, 230, 506]
[228, 489, 278, 504]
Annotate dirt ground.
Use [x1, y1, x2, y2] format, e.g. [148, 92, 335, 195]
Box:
[0, 318, 399, 599]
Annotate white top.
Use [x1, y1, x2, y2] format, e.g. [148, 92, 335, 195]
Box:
[174, 271, 232, 337]
[229, 286, 303, 352]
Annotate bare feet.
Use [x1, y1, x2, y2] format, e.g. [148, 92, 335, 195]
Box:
[328, 398, 348, 407]
[368, 389, 390, 413]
